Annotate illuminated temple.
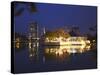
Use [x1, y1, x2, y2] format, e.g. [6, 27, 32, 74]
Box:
[45, 36, 90, 45]
[44, 37, 91, 54]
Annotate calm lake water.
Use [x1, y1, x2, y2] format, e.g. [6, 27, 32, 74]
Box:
[14, 42, 97, 73]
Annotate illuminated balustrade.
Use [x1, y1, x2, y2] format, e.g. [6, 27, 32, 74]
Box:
[45, 37, 90, 47]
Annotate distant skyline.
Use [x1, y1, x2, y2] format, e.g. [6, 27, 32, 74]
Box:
[14, 2, 97, 35]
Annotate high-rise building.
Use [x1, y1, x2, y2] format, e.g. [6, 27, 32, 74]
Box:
[29, 22, 38, 40]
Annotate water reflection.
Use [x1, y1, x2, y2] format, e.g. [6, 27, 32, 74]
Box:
[26, 41, 91, 63]
[44, 45, 91, 62]
[45, 45, 91, 55]
[28, 41, 39, 62]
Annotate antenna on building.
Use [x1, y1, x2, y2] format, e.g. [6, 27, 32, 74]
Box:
[43, 27, 46, 35]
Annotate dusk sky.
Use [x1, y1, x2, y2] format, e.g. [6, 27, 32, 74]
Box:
[14, 2, 97, 34]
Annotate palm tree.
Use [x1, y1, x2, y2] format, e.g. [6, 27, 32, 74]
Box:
[89, 25, 97, 42]
[13, 2, 37, 16]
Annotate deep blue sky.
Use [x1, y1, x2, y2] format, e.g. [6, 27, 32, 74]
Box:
[14, 2, 97, 34]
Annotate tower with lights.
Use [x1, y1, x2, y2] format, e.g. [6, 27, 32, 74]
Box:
[29, 22, 38, 41]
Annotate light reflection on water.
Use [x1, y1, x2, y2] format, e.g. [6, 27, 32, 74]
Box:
[15, 41, 91, 63]
[14, 41, 97, 74]
[44, 44, 91, 62]
[45, 45, 91, 55]
[14, 39, 97, 73]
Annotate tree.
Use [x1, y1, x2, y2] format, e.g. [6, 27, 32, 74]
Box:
[89, 25, 97, 32]
[44, 31, 55, 41]
[13, 2, 37, 16]
[55, 28, 70, 38]
[88, 25, 97, 42]
[69, 26, 82, 36]
[44, 29, 70, 41]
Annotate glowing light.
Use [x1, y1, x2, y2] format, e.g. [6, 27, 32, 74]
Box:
[71, 49, 77, 53]
[16, 43, 20, 48]
[58, 50, 63, 55]
[29, 54, 33, 57]
[85, 45, 91, 50]
[67, 48, 77, 53]
[15, 38, 20, 48]
[56, 50, 63, 55]
[86, 40, 90, 44]
[93, 40, 95, 42]
[29, 42, 32, 48]
[16, 38, 20, 42]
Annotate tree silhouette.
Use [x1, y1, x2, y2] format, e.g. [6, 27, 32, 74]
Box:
[89, 25, 97, 32]
[69, 26, 81, 36]
[13, 2, 37, 16]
